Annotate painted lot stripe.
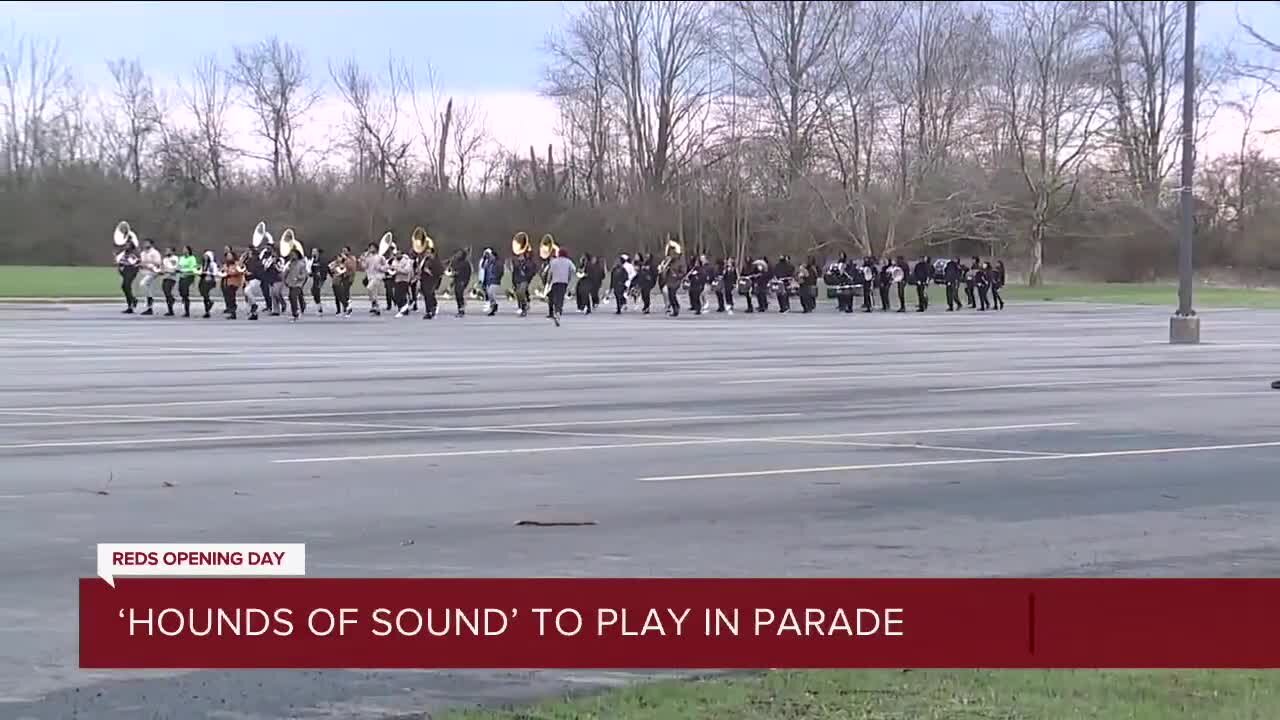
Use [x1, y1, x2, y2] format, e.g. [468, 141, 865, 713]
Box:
[930, 374, 1277, 393]
[638, 439, 1280, 482]
[0, 397, 337, 413]
[273, 422, 1077, 464]
[0, 404, 567, 428]
[0, 412, 805, 451]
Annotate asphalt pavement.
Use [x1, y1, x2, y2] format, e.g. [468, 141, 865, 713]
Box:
[1, 296, 1279, 719]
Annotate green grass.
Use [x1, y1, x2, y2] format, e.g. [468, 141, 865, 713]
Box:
[5, 265, 1280, 309]
[1001, 282, 1280, 309]
[438, 669, 1280, 720]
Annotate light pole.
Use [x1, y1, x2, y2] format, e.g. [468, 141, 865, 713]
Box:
[1170, 0, 1200, 344]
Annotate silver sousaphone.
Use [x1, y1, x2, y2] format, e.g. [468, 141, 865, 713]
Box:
[252, 221, 274, 262]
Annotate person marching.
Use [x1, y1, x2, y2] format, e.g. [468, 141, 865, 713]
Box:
[417, 243, 444, 319]
[158, 247, 179, 316]
[659, 239, 686, 317]
[859, 258, 876, 312]
[392, 250, 415, 317]
[944, 257, 963, 311]
[221, 250, 244, 319]
[911, 255, 931, 312]
[480, 247, 504, 316]
[177, 246, 198, 317]
[771, 255, 794, 313]
[447, 249, 472, 317]
[797, 256, 820, 313]
[876, 259, 892, 312]
[197, 250, 219, 318]
[748, 257, 771, 313]
[686, 254, 708, 315]
[892, 255, 910, 312]
[826, 253, 854, 314]
[991, 260, 1006, 310]
[975, 261, 992, 311]
[546, 248, 576, 326]
[136, 238, 162, 315]
[633, 254, 657, 314]
[327, 247, 354, 317]
[361, 242, 387, 316]
[720, 257, 738, 314]
[610, 255, 629, 314]
[309, 247, 329, 315]
[964, 256, 980, 309]
[510, 233, 537, 317]
[283, 245, 308, 321]
[116, 237, 141, 314]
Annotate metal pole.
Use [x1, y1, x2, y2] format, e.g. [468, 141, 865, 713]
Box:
[1176, 0, 1196, 318]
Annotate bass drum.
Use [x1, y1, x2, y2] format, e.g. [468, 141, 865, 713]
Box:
[736, 277, 753, 296]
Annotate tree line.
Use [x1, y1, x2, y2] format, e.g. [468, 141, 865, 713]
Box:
[2, 0, 1278, 285]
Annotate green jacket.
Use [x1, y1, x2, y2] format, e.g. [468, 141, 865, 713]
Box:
[178, 254, 199, 276]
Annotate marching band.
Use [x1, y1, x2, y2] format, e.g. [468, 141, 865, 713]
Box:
[112, 220, 1009, 323]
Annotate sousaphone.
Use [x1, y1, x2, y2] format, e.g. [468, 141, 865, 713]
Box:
[279, 227, 304, 258]
[411, 226, 434, 255]
[378, 231, 397, 257]
[251, 220, 272, 249]
[665, 237, 683, 257]
[538, 233, 559, 260]
[512, 231, 530, 256]
[113, 220, 138, 248]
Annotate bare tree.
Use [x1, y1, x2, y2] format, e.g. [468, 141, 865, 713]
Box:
[181, 55, 234, 195]
[1237, 1, 1280, 93]
[545, 5, 613, 203]
[405, 65, 456, 192]
[721, 0, 848, 186]
[229, 37, 318, 188]
[1, 32, 72, 182]
[330, 56, 412, 192]
[449, 98, 488, 198]
[995, 0, 1107, 286]
[600, 0, 715, 195]
[106, 57, 161, 191]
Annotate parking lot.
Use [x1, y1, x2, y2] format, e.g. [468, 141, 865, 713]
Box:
[2, 299, 1279, 719]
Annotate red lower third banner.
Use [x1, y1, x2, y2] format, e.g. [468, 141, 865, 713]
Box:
[79, 578, 1280, 669]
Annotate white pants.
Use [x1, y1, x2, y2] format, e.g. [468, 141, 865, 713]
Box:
[244, 279, 264, 307]
[366, 278, 384, 309]
[138, 271, 157, 300]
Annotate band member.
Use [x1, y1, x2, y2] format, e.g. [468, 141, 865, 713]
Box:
[621, 253, 637, 310]
[382, 245, 398, 312]
[136, 238, 162, 315]
[975, 261, 992, 311]
[944, 257, 963, 311]
[826, 253, 853, 313]
[391, 250, 414, 317]
[860, 258, 876, 312]
[748, 257, 771, 313]
[308, 248, 329, 315]
[511, 248, 536, 317]
[962, 253, 972, 307]
[991, 260, 1006, 310]
[546, 248, 575, 326]
[797, 256, 819, 313]
[610, 255, 629, 314]
[768, 255, 792, 313]
[244, 247, 270, 320]
[720, 257, 737, 313]
[116, 239, 140, 313]
[575, 253, 592, 313]
[157, 247, 178, 316]
[283, 247, 308, 321]
[912, 255, 931, 312]
[361, 242, 387, 316]
[447, 249, 472, 317]
[876, 259, 891, 311]
[893, 255, 909, 312]
[479, 248, 504, 316]
[327, 247, 353, 317]
[220, 250, 243, 319]
[176, 246, 198, 317]
[686, 255, 708, 315]
[661, 252, 685, 318]
[417, 246, 444, 319]
[587, 254, 606, 311]
[633, 254, 656, 313]
[197, 251, 219, 318]
[255, 247, 280, 316]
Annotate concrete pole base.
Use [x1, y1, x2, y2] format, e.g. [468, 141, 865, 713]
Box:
[1169, 315, 1201, 344]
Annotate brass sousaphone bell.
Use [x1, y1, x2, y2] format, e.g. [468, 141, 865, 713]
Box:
[378, 231, 397, 257]
[665, 237, 683, 257]
[512, 231, 530, 256]
[251, 220, 272, 249]
[113, 220, 138, 247]
[279, 227, 304, 258]
[411, 226, 434, 255]
[538, 233, 559, 260]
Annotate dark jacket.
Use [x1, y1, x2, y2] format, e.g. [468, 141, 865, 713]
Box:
[481, 255, 504, 286]
[450, 255, 472, 286]
[610, 265, 629, 292]
[419, 255, 445, 290]
[944, 260, 962, 284]
[912, 260, 930, 285]
[511, 255, 536, 284]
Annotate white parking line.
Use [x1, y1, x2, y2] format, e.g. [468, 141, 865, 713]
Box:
[0, 404, 568, 428]
[930, 374, 1277, 393]
[272, 421, 1076, 464]
[637, 439, 1280, 482]
[0, 397, 337, 413]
